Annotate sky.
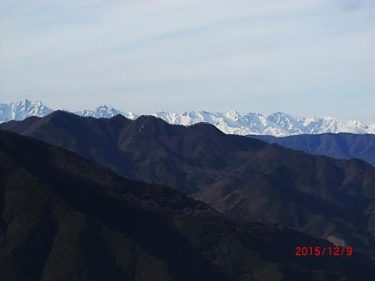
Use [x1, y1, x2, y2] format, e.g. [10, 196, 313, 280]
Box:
[0, 0, 374, 122]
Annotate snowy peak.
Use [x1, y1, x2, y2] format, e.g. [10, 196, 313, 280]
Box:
[75, 105, 138, 120]
[301, 116, 370, 135]
[0, 99, 53, 122]
[76, 105, 124, 119]
[0, 100, 374, 136]
[153, 111, 375, 136]
[0, 100, 137, 122]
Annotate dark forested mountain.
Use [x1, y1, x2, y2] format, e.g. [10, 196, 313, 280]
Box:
[2, 111, 375, 258]
[3, 130, 375, 281]
[249, 133, 375, 166]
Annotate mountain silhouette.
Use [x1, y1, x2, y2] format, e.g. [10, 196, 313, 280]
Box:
[249, 133, 375, 166]
[2, 111, 375, 258]
[3, 130, 375, 280]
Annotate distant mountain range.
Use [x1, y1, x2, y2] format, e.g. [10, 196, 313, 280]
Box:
[1, 99, 374, 136]
[4, 130, 375, 280]
[3, 111, 375, 258]
[0, 99, 137, 121]
[250, 133, 375, 166]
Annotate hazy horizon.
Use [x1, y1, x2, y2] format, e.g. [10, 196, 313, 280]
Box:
[1, 0, 374, 122]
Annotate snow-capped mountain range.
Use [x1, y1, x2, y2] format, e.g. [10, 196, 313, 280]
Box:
[1, 99, 374, 137]
[0, 99, 53, 122]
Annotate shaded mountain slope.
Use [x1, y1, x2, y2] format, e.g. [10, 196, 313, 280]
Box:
[2, 111, 375, 258]
[2, 131, 375, 280]
[249, 133, 375, 166]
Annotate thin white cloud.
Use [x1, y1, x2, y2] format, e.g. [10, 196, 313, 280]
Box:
[0, 0, 374, 121]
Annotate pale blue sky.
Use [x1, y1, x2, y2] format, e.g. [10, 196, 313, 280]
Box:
[0, 0, 374, 122]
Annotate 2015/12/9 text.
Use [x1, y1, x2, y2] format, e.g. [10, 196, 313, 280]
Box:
[295, 246, 353, 257]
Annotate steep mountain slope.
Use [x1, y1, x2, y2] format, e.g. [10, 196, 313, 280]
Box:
[1, 100, 374, 136]
[249, 133, 375, 166]
[2, 111, 375, 258]
[2, 130, 373, 281]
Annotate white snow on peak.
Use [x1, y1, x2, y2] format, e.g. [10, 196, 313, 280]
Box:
[76, 105, 124, 119]
[152, 111, 375, 136]
[75, 105, 139, 120]
[0, 99, 53, 123]
[0, 100, 374, 136]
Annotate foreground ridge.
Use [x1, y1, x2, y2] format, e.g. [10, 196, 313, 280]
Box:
[2, 111, 375, 258]
[1, 130, 375, 281]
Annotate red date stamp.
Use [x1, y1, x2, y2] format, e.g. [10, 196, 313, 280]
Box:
[295, 246, 353, 257]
